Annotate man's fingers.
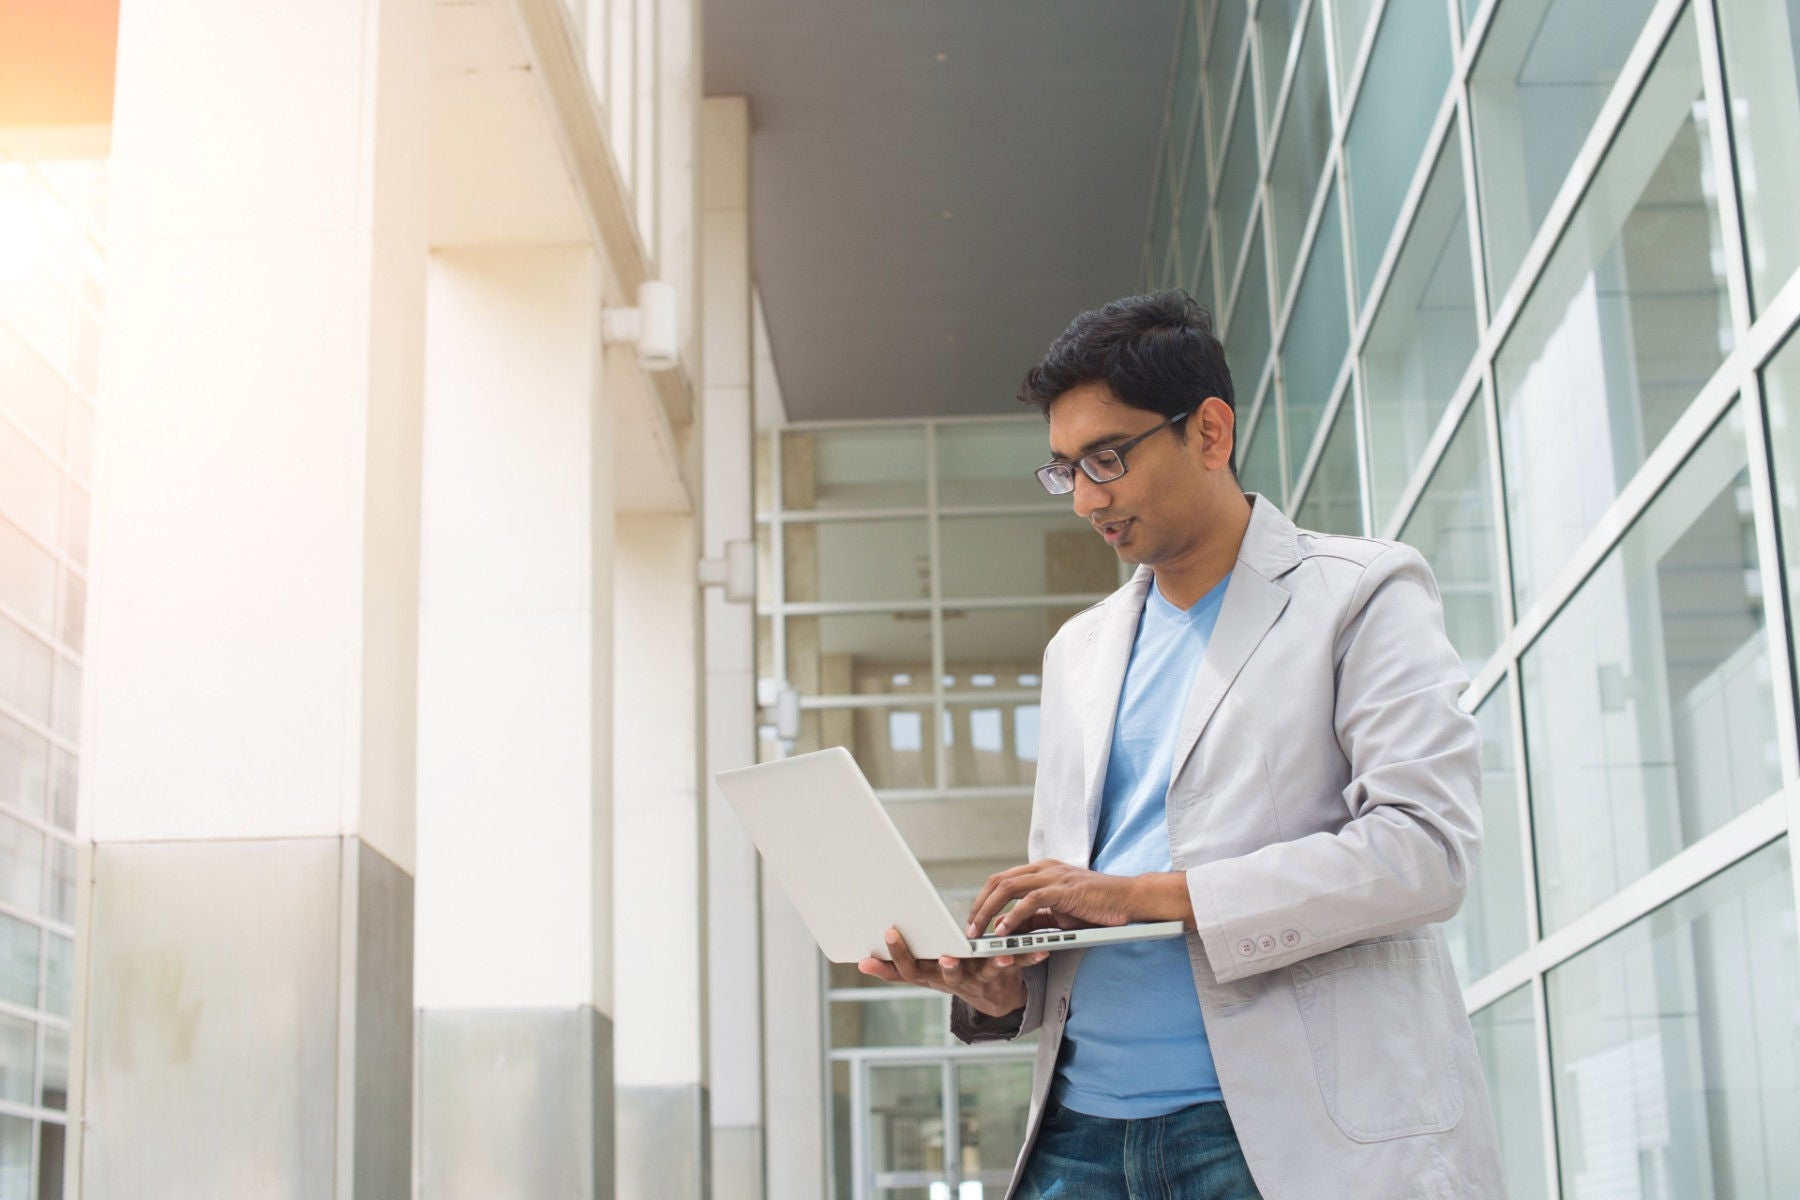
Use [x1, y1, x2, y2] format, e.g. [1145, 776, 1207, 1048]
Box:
[994, 888, 1053, 934]
[858, 956, 901, 983]
[967, 863, 1044, 935]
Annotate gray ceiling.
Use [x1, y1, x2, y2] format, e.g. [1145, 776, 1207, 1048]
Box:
[704, 0, 1182, 421]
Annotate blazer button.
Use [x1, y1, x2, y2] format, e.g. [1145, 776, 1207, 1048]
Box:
[1257, 934, 1276, 953]
[1237, 938, 1257, 958]
[1281, 929, 1300, 948]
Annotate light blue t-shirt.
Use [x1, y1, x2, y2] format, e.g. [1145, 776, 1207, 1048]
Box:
[1053, 572, 1231, 1119]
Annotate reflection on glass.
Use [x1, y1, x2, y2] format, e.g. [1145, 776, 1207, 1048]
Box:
[943, 606, 1076, 677]
[869, 1064, 947, 1182]
[1716, 0, 1800, 312]
[1216, 88, 1261, 267]
[783, 704, 935, 789]
[781, 427, 928, 510]
[0, 1114, 31, 1200]
[1293, 394, 1361, 535]
[958, 1061, 1033, 1181]
[832, 995, 953, 1049]
[945, 702, 1039, 788]
[1333, 0, 1379, 97]
[1547, 841, 1799, 1199]
[1239, 392, 1284, 506]
[1344, 0, 1453, 300]
[792, 612, 932, 696]
[1257, 0, 1304, 117]
[1399, 398, 1502, 670]
[1206, 0, 1250, 165]
[1444, 683, 1526, 983]
[1470, 0, 1659, 306]
[1763, 332, 1800, 683]
[1523, 407, 1778, 931]
[1364, 134, 1479, 528]
[1268, 1, 1332, 295]
[1470, 988, 1548, 1200]
[1280, 187, 1349, 483]
[936, 422, 1051, 507]
[1225, 224, 1273, 400]
[940, 512, 1111, 599]
[0, 1012, 32, 1105]
[1496, 9, 1730, 609]
[784, 519, 929, 604]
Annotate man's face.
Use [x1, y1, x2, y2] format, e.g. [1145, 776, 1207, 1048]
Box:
[1045, 382, 1223, 569]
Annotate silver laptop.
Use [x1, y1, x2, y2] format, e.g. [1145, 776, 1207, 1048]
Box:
[714, 746, 1186, 963]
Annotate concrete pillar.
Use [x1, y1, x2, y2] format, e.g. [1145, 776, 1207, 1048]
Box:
[414, 245, 615, 1198]
[699, 96, 767, 1200]
[71, 0, 428, 1194]
[612, 514, 709, 1199]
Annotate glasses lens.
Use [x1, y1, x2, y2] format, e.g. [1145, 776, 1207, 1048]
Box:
[1036, 464, 1074, 495]
[1081, 450, 1126, 483]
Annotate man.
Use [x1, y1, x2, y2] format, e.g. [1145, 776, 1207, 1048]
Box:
[859, 292, 1505, 1199]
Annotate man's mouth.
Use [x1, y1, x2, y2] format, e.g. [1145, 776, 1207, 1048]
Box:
[1097, 518, 1133, 545]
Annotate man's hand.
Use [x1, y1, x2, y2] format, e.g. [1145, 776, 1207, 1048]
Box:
[966, 860, 1195, 939]
[857, 928, 1047, 1019]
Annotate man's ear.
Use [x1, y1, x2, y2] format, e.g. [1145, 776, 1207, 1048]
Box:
[1197, 396, 1235, 471]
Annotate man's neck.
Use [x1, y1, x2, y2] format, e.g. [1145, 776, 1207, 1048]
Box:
[1150, 492, 1253, 610]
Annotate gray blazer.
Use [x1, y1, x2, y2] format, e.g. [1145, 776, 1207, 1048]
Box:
[954, 496, 1506, 1200]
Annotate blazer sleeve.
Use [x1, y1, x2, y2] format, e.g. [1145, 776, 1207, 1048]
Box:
[1185, 543, 1483, 983]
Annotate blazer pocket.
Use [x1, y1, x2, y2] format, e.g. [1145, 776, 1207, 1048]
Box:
[1290, 936, 1463, 1142]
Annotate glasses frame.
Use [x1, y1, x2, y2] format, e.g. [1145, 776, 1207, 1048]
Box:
[1033, 410, 1191, 495]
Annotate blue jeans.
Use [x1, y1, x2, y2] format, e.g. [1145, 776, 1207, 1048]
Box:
[1016, 1097, 1263, 1200]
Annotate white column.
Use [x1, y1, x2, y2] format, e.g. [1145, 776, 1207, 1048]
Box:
[699, 96, 767, 1199]
[413, 244, 616, 1197]
[72, 0, 428, 1194]
[612, 513, 709, 1198]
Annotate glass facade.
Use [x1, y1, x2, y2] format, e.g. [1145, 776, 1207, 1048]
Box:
[1138, 0, 1800, 1195]
[0, 156, 101, 1200]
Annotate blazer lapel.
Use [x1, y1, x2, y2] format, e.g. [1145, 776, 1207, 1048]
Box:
[1168, 496, 1301, 781]
[1080, 568, 1152, 854]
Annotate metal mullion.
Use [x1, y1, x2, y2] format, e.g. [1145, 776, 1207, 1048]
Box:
[760, 507, 930, 524]
[796, 694, 937, 712]
[0, 504, 87, 588]
[1529, 970, 1563, 1200]
[1452, 86, 1493, 339]
[1471, 0, 1692, 382]
[0, 896, 75, 941]
[1692, 0, 1755, 338]
[851, 1057, 869, 1200]
[835, 1044, 1035, 1066]
[1376, 364, 1485, 541]
[0, 1097, 63, 1125]
[936, 504, 1070, 520]
[1735, 372, 1800, 784]
[942, 690, 1041, 707]
[770, 429, 789, 715]
[940, 1059, 959, 1193]
[778, 415, 1039, 435]
[764, 595, 1111, 619]
[1458, 366, 1522, 717]
[926, 423, 948, 793]
[875, 786, 1034, 805]
[1259, 0, 1320, 182]
[0, 696, 79, 760]
[1268, 141, 1344, 331]
[0, 800, 76, 854]
[0, 995, 67, 1031]
[1335, 0, 1393, 132]
[1208, 9, 1256, 187]
[1347, 361, 1374, 537]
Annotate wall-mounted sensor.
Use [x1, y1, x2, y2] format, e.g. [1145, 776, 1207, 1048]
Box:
[600, 280, 680, 372]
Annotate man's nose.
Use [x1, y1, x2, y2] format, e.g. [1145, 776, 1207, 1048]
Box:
[1070, 471, 1111, 519]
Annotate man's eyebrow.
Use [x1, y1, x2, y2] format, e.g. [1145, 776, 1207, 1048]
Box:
[1047, 430, 1133, 461]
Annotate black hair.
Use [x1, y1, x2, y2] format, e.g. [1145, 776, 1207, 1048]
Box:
[1017, 290, 1235, 459]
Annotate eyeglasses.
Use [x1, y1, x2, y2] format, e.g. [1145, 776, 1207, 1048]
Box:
[1033, 410, 1190, 495]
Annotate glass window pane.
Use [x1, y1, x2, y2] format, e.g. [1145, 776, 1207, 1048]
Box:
[1470, 988, 1549, 1200]
[1363, 134, 1479, 529]
[832, 995, 953, 1049]
[49, 752, 74, 834]
[1523, 406, 1780, 931]
[1267, 2, 1333, 295]
[1225, 224, 1273, 400]
[1444, 683, 1527, 983]
[1399, 397, 1503, 671]
[1546, 840, 1799, 1199]
[1333, 0, 1380, 98]
[44, 933, 70, 1017]
[41, 1026, 65, 1112]
[48, 842, 72, 927]
[1716, 0, 1800, 312]
[1344, 0, 1454, 301]
[941, 513, 1112, 599]
[1177, 113, 1212, 282]
[782, 519, 929, 604]
[0, 1013, 32, 1106]
[935, 422, 1055, 508]
[1193, 236, 1217, 318]
[1206, 0, 1250, 161]
[62, 480, 87, 569]
[957, 1061, 1033, 1179]
[943, 606, 1072, 682]
[0, 616, 54, 727]
[1292, 393, 1361, 535]
[0, 519, 55, 639]
[1496, 9, 1731, 611]
[790, 612, 931, 697]
[0, 1114, 31, 1200]
[0, 914, 38, 1008]
[780, 428, 927, 511]
[0, 324, 69, 457]
[0, 716, 49, 821]
[0, 420, 59, 549]
[786, 705, 935, 790]
[53, 659, 78, 743]
[945, 701, 1038, 788]
[1763, 330, 1800, 685]
[0, 815, 43, 915]
[869, 1063, 948, 1181]
[58, 571, 84, 657]
[1239, 391, 1284, 505]
[1471, 0, 1659, 306]
[1216, 86, 1261, 267]
[1279, 187, 1350, 487]
[1257, 0, 1304, 117]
